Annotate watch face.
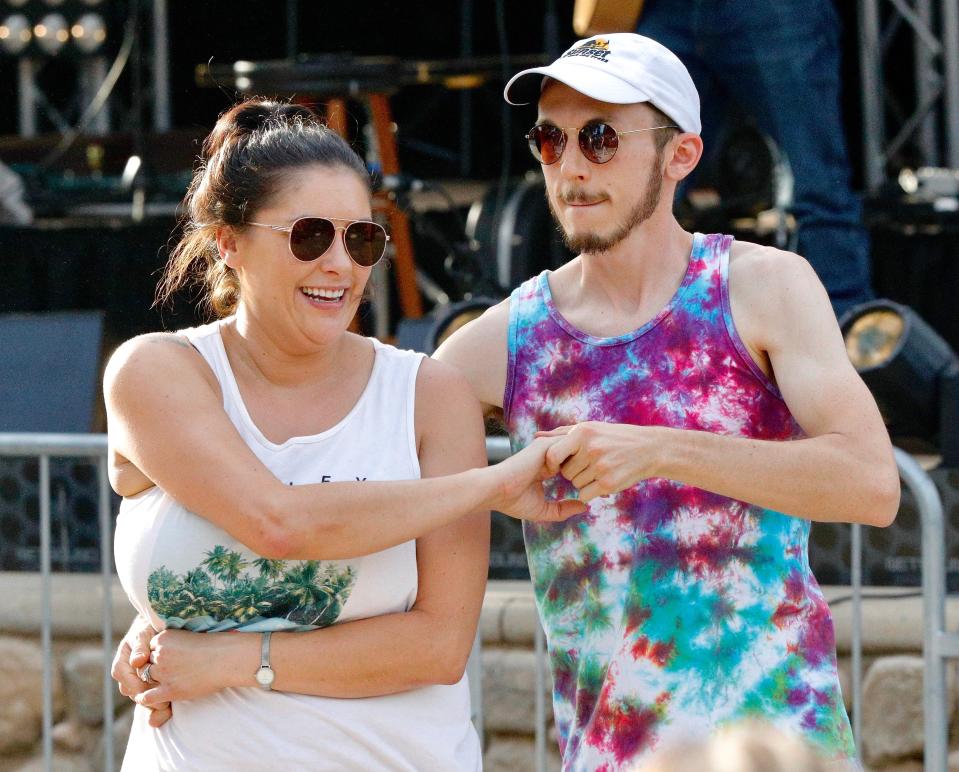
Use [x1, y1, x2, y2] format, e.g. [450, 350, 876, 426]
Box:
[255, 667, 275, 687]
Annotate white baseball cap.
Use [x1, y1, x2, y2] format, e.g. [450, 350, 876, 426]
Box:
[503, 33, 701, 135]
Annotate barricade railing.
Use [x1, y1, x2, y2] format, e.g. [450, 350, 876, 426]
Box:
[0, 433, 114, 772]
[893, 447, 956, 772]
[1, 434, 951, 772]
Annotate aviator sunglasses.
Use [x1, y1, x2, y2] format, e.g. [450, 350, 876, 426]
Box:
[526, 121, 680, 165]
[245, 216, 390, 268]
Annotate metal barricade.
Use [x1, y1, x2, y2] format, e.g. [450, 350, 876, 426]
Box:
[894, 448, 956, 772]
[2, 434, 953, 772]
[0, 433, 115, 772]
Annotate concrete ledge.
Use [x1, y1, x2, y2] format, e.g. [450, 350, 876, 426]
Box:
[0, 572, 954, 654]
[481, 581, 541, 646]
[0, 573, 135, 638]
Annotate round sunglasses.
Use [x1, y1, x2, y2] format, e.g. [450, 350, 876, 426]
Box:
[245, 216, 390, 268]
[526, 122, 679, 165]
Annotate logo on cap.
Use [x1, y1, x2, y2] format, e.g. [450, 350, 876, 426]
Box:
[562, 38, 612, 63]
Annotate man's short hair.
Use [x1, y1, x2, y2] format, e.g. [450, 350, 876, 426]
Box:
[648, 104, 680, 152]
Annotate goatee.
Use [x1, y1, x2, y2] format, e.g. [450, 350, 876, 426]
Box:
[551, 160, 665, 255]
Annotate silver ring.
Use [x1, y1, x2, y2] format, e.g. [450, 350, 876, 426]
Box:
[140, 663, 153, 683]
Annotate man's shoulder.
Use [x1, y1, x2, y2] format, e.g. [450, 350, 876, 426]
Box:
[728, 240, 820, 306]
[436, 298, 510, 353]
[729, 239, 810, 275]
[727, 240, 827, 352]
[433, 298, 511, 411]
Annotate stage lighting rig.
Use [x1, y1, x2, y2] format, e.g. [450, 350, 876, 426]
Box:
[33, 12, 69, 55]
[396, 297, 500, 356]
[840, 299, 959, 464]
[0, 13, 31, 54]
[0, 0, 110, 59]
[0, 0, 122, 137]
[70, 11, 105, 53]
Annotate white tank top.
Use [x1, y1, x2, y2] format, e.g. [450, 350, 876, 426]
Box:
[114, 319, 481, 771]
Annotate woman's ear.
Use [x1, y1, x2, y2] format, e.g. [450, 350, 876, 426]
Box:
[215, 226, 242, 269]
[664, 133, 704, 183]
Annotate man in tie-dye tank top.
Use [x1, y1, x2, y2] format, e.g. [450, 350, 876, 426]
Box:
[436, 33, 898, 771]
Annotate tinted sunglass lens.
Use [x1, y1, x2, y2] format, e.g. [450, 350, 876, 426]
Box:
[344, 222, 387, 267]
[289, 218, 336, 262]
[529, 125, 565, 165]
[579, 123, 618, 163]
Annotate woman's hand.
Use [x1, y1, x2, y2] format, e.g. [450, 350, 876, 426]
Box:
[488, 436, 587, 522]
[111, 615, 172, 727]
[135, 629, 253, 710]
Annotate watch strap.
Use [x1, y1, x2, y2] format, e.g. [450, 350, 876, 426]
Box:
[260, 631, 272, 669]
[255, 631, 274, 690]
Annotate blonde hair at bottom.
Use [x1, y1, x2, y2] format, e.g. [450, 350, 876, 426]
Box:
[635, 720, 846, 772]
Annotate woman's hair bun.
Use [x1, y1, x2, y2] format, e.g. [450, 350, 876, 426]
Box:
[202, 99, 319, 160]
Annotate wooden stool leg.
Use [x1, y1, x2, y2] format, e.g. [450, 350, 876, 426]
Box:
[325, 98, 349, 137]
[368, 93, 423, 319]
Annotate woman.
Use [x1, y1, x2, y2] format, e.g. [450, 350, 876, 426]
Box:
[106, 99, 581, 770]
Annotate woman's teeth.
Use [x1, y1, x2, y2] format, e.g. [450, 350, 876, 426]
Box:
[302, 288, 345, 301]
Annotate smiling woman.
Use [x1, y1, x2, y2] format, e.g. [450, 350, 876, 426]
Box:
[104, 99, 584, 771]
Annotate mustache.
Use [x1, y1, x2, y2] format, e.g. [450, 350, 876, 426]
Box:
[557, 189, 606, 205]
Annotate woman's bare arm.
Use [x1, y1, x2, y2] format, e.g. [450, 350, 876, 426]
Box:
[105, 334, 583, 561]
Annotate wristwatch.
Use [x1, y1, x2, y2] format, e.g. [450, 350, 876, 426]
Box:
[254, 631, 275, 690]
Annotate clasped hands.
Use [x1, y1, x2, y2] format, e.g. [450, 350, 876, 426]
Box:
[536, 421, 665, 501]
[113, 621, 232, 728]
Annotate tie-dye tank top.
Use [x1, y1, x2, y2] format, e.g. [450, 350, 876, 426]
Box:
[505, 233, 855, 770]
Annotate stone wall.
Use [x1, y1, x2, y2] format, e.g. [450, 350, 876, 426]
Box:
[1, 575, 958, 771]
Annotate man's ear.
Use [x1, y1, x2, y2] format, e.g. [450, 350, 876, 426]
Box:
[664, 133, 704, 183]
[215, 226, 242, 269]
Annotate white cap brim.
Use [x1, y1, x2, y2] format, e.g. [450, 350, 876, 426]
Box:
[504, 60, 653, 107]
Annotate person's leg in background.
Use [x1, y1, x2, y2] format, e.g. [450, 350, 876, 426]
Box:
[637, 1, 725, 186]
[640, 0, 874, 318]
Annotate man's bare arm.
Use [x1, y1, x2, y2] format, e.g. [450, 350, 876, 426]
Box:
[433, 299, 510, 415]
[544, 245, 900, 526]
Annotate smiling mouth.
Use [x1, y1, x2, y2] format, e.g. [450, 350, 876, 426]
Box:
[301, 287, 346, 303]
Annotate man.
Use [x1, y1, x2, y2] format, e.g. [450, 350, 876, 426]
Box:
[434, 33, 897, 769]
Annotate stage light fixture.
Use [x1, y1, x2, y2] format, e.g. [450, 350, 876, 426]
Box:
[0, 14, 31, 55]
[34, 12, 68, 55]
[840, 299, 959, 457]
[395, 298, 499, 355]
[6, 0, 30, 9]
[71, 12, 104, 53]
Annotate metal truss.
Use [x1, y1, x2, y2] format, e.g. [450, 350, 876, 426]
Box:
[858, 0, 959, 191]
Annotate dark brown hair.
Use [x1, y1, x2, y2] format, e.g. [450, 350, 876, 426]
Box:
[648, 103, 681, 152]
[157, 98, 370, 317]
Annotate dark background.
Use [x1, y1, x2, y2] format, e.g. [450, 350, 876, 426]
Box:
[1, 2, 956, 585]
[0, 0, 874, 186]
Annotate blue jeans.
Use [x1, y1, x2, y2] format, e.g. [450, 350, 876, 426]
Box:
[638, 0, 874, 317]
